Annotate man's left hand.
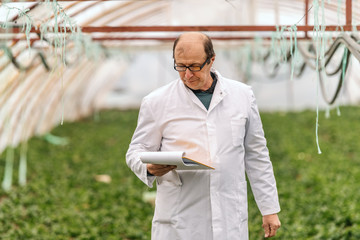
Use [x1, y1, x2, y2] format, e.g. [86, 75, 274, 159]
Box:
[262, 213, 281, 238]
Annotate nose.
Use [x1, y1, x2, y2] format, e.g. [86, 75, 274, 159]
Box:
[185, 68, 193, 79]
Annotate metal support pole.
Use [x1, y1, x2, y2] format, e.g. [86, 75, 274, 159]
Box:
[305, 0, 309, 39]
[346, 0, 352, 26]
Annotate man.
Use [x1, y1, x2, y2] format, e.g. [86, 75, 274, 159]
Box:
[126, 32, 281, 240]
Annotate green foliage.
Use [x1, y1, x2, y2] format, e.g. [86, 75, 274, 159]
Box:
[0, 106, 360, 239]
[0, 110, 153, 239]
[248, 106, 360, 240]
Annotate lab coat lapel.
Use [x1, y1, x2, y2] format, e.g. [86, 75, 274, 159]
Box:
[208, 76, 227, 113]
[180, 81, 208, 112]
[178, 71, 227, 113]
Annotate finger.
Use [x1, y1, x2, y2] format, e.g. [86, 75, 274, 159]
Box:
[153, 164, 170, 169]
[152, 166, 176, 176]
[157, 167, 172, 175]
[147, 164, 170, 173]
[269, 225, 280, 237]
[269, 226, 278, 237]
[161, 166, 177, 173]
[263, 224, 270, 238]
[153, 164, 175, 170]
[155, 165, 176, 171]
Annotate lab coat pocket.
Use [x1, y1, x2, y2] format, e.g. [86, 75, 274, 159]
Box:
[230, 118, 246, 147]
[153, 171, 182, 224]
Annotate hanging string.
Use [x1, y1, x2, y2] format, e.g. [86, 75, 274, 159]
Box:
[43, 133, 68, 145]
[60, 64, 65, 125]
[337, 46, 349, 116]
[325, 107, 331, 119]
[279, 26, 288, 63]
[313, 0, 323, 154]
[2, 147, 14, 191]
[19, 141, 27, 186]
[244, 43, 252, 81]
[0, 4, 34, 51]
[288, 25, 299, 81]
[336, 0, 344, 32]
[254, 37, 264, 63]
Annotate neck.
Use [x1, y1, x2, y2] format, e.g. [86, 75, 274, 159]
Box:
[188, 72, 217, 93]
[198, 73, 213, 91]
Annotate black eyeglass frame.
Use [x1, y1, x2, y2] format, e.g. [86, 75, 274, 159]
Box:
[173, 57, 210, 72]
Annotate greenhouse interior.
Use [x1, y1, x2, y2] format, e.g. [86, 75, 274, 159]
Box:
[0, 0, 360, 239]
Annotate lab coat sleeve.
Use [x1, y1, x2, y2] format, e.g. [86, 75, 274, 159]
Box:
[126, 97, 162, 188]
[244, 89, 281, 216]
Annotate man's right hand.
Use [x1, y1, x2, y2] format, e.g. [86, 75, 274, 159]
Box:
[147, 164, 177, 176]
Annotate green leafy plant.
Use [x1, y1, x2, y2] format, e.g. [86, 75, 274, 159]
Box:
[0, 107, 359, 239]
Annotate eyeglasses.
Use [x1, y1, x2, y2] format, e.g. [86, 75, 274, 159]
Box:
[174, 57, 210, 72]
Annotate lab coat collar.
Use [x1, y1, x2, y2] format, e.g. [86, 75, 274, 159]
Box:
[180, 69, 227, 113]
[208, 69, 227, 113]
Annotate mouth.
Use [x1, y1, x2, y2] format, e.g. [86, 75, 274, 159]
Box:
[185, 77, 198, 83]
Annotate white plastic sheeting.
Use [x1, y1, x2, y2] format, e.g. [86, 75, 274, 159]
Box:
[0, 52, 126, 153]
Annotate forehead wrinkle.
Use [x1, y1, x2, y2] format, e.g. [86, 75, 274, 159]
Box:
[176, 46, 185, 57]
[174, 43, 206, 64]
[173, 32, 208, 59]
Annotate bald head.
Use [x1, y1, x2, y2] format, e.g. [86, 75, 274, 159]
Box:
[172, 32, 215, 60]
[177, 32, 207, 44]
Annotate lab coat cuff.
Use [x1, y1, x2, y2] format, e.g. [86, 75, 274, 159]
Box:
[259, 205, 281, 216]
[143, 165, 156, 188]
[147, 174, 156, 187]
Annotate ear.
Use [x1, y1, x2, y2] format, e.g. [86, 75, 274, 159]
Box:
[208, 56, 215, 67]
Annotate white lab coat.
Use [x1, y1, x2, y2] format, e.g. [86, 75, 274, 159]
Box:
[126, 70, 280, 240]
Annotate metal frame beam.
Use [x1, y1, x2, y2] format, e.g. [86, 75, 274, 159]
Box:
[3, 25, 360, 34]
[1, 0, 133, 1]
[0, 0, 357, 41]
[4, 36, 320, 43]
